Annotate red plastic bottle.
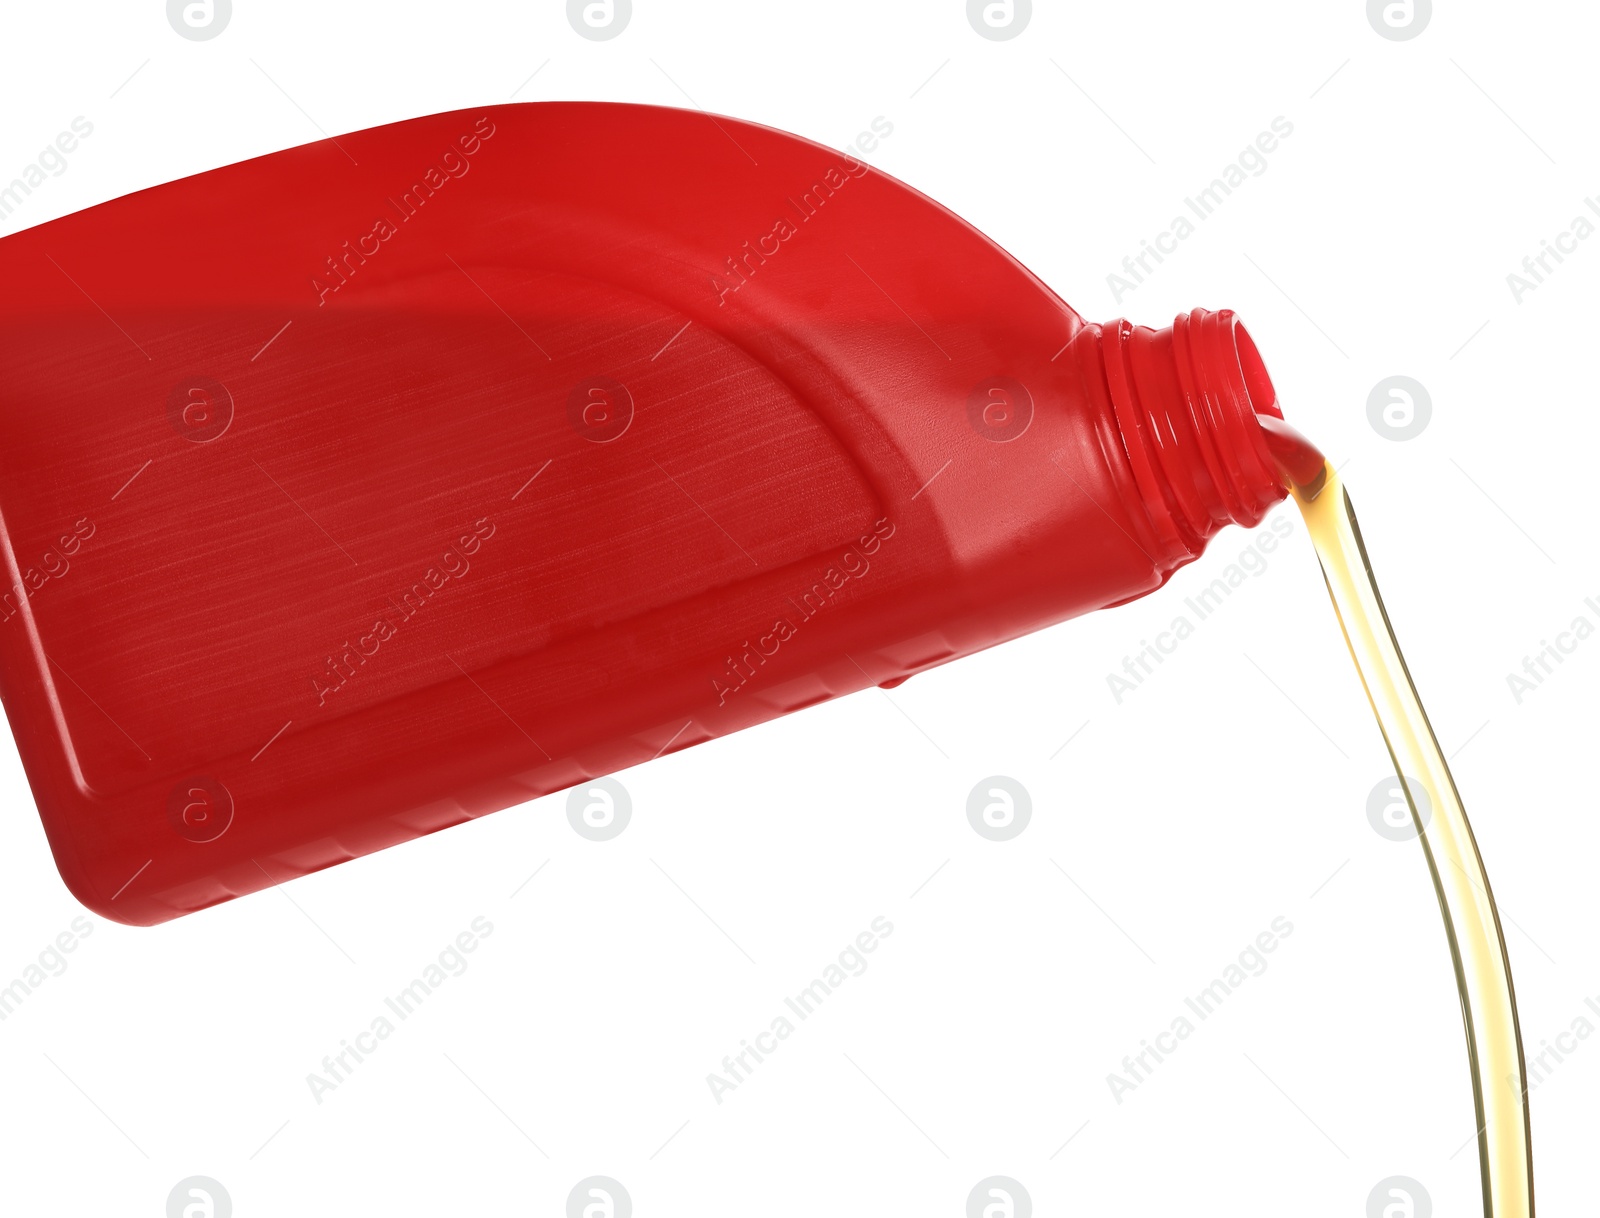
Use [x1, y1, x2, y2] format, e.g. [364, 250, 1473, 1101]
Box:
[0, 103, 1287, 924]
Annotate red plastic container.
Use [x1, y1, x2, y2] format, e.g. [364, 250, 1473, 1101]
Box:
[0, 102, 1286, 924]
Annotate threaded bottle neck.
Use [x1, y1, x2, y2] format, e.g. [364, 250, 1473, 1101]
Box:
[1095, 308, 1286, 567]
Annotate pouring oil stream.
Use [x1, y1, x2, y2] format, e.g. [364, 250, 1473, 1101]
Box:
[1259, 417, 1534, 1217]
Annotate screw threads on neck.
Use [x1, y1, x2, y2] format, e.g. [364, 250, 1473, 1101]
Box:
[1100, 308, 1286, 567]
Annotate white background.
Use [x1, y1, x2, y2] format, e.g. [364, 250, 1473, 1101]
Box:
[0, 1, 1595, 1214]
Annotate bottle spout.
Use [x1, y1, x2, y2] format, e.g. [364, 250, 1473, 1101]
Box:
[1257, 414, 1329, 499]
[1097, 308, 1290, 565]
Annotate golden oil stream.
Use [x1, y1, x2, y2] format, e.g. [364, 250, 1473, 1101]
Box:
[1265, 421, 1533, 1217]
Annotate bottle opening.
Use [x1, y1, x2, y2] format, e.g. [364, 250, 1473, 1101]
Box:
[1233, 322, 1280, 420]
[1099, 308, 1289, 567]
